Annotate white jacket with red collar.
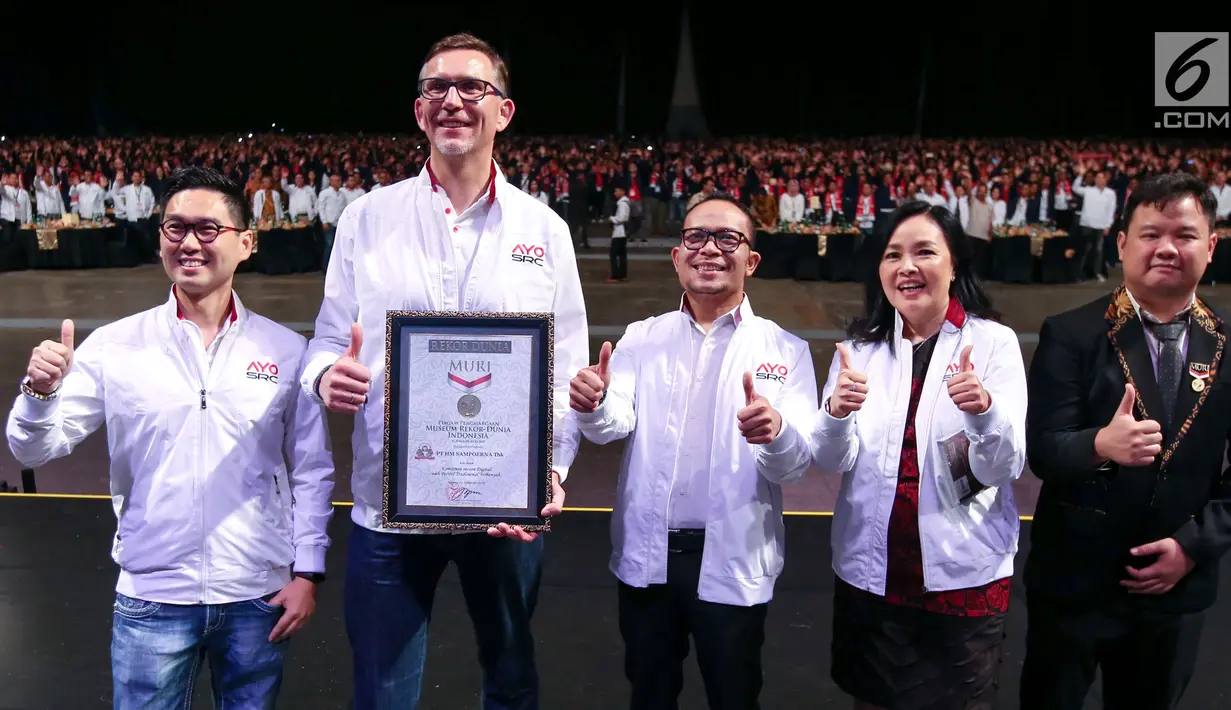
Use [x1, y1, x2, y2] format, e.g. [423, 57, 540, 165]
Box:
[5, 289, 335, 605]
[811, 302, 1027, 595]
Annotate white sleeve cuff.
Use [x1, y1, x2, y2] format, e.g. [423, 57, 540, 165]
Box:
[300, 353, 338, 406]
[963, 400, 1004, 438]
[573, 395, 611, 426]
[761, 417, 798, 454]
[294, 545, 327, 575]
[11, 390, 60, 424]
[816, 403, 855, 438]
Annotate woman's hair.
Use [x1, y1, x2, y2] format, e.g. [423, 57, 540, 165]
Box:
[846, 200, 1001, 352]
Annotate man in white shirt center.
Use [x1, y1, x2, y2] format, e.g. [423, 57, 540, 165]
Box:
[1074, 167, 1118, 282]
[299, 32, 588, 710]
[570, 195, 817, 710]
[6, 166, 334, 709]
[316, 174, 346, 273]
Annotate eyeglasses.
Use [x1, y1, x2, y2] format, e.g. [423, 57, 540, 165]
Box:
[160, 218, 244, 243]
[680, 227, 750, 253]
[417, 78, 504, 102]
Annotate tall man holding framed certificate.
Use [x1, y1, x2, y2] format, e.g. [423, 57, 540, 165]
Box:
[298, 33, 588, 710]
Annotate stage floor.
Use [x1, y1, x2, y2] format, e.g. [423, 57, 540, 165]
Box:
[2, 497, 1230, 710]
[4, 259, 1231, 515]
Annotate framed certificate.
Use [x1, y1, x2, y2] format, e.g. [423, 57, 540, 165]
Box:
[381, 311, 555, 531]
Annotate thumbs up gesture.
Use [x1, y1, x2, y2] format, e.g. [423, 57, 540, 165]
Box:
[319, 323, 371, 414]
[570, 341, 612, 413]
[26, 319, 75, 396]
[946, 345, 991, 414]
[1094, 383, 1163, 467]
[827, 343, 868, 419]
[737, 372, 782, 445]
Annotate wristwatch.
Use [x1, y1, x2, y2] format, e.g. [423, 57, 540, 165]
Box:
[20, 379, 57, 401]
[295, 571, 326, 584]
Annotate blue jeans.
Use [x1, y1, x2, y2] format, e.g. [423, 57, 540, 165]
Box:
[111, 592, 285, 710]
[345, 524, 543, 710]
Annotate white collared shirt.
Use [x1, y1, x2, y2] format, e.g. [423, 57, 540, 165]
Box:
[669, 302, 740, 528]
[0, 185, 19, 221]
[340, 186, 366, 207]
[1009, 196, 1029, 226]
[36, 180, 65, 216]
[316, 187, 345, 225]
[120, 183, 155, 220]
[1210, 184, 1231, 220]
[1074, 176, 1116, 230]
[949, 195, 970, 229]
[284, 184, 317, 220]
[109, 182, 129, 220]
[778, 193, 805, 223]
[992, 199, 1007, 227]
[75, 182, 106, 219]
[436, 180, 494, 305]
[611, 196, 630, 238]
[574, 296, 817, 606]
[299, 160, 589, 535]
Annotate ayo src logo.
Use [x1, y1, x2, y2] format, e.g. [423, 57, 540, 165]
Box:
[247, 360, 279, 383]
[511, 243, 545, 266]
[755, 363, 789, 383]
[1154, 33, 1229, 129]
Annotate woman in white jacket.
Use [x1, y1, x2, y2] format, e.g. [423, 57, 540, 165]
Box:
[812, 200, 1027, 710]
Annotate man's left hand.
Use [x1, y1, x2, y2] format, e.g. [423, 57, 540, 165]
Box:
[487, 470, 565, 543]
[738, 372, 782, 445]
[267, 576, 317, 642]
[1122, 538, 1196, 595]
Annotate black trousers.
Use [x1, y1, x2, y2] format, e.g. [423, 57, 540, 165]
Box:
[609, 237, 627, 279]
[617, 530, 768, 710]
[1019, 592, 1203, 710]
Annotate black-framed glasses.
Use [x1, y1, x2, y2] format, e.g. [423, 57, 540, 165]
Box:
[681, 227, 750, 253]
[417, 78, 504, 102]
[160, 218, 244, 243]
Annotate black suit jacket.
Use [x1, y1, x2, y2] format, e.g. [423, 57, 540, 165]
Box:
[1026, 288, 1231, 614]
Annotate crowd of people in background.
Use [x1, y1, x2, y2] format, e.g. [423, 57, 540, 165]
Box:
[1, 134, 1229, 282]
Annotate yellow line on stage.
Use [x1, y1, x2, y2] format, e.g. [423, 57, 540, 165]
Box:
[0, 492, 1034, 520]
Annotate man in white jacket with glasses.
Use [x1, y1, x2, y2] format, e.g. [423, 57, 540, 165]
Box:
[6, 166, 335, 710]
[570, 195, 816, 710]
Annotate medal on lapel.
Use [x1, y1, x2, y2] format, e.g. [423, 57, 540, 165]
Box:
[1189, 362, 1210, 392]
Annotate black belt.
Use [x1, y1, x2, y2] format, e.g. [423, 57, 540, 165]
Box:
[667, 528, 705, 553]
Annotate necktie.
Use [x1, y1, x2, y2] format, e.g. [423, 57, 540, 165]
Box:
[1149, 320, 1186, 427]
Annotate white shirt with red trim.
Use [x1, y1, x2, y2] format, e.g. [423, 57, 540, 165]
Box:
[301, 158, 589, 535]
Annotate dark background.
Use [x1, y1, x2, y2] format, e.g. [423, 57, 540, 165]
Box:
[0, 2, 1222, 140]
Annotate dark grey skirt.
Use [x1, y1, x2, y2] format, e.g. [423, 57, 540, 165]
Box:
[831, 581, 1007, 710]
